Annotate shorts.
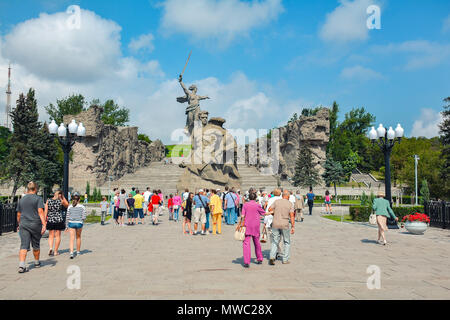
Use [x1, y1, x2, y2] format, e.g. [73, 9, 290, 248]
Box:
[19, 224, 42, 251]
[325, 201, 331, 205]
[193, 208, 206, 224]
[135, 208, 144, 219]
[68, 222, 83, 229]
[144, 201, 149, 210]
[118, 208, 126, 217]
[46, 221, 66, 231]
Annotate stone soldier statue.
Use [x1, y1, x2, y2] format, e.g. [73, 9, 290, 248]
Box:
[177, 74, 210, 135]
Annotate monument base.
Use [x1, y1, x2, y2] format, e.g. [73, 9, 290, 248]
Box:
[177, 168, 241, 192]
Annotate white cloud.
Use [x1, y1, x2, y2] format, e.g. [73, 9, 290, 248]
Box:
[1, 9, 123, 83]
[371, 40, 450, 70]
[319, 0, 379, 43]
[340, 65, 382, 81]
[443, 14, 450, 33]
[0, 8, 304, 144]
[159, 0, 284, 45]
[128, 33, 155, 53]
[410, 108, 443, 138]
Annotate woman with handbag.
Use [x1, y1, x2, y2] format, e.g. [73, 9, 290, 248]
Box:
[372, 191, 398, 245]
[236, 192, 266, 268]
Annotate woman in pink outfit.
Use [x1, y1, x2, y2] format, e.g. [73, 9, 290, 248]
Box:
[236, 192, 266, 268]
[172, 192, 182, 222]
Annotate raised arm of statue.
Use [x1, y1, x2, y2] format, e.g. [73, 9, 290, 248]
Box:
[199, 95, 210, 100]
[179, 75, 189, 95]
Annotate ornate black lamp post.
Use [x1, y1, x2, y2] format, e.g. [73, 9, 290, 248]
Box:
[48, 119, 86, 199]
[369, 123, 404, 204]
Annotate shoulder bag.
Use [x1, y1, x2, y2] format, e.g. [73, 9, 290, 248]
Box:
[198, 195, 210, 214]
[234, 216, 246, 241]
[369, 211, 377, 225]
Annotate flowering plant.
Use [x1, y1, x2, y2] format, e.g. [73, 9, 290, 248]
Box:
[402, 212, 430, 224]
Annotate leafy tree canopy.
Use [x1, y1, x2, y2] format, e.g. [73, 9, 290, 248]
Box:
[45, 94, 87, 125]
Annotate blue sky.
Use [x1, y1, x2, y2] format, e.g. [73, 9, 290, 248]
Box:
[0, 0, 449, 143]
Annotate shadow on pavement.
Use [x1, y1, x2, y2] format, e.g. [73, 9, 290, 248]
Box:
[28, 259, 57, 269]
[360, 239, 378, 244]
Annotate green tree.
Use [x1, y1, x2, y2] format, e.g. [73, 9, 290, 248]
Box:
[5, 89, 41, 198]
[0, 126, 11, 167]
[326, 101, 339, 156]
[100, 99, 129, 126]
[322, 156, 346, 197]
[301, 107, 322, 117]
[332, 107, 375, 164]
[292, 144, 321, 188]
[85, 181, 91, 199]
[288, 112, 298, 124]
[138, 133, 152, 144]
[30, 124, 62, 197]
[391, 137, 443, 198]
[341, 151, 361, 178]
[439, 97, 450, 199]
[420, 179, 430, 204]
[45, 94, 87, 125]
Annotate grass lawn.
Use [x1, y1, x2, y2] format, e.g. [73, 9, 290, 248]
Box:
[330, 200, 361, 205]
[165, 144, 192, 157]
[322, 215, 353, 223]
[85, 215, 112, 224]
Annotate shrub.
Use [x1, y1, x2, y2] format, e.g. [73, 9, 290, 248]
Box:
[350, 205, 424, 222]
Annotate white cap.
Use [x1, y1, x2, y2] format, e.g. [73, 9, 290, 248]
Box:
[198, 189, 204, 193]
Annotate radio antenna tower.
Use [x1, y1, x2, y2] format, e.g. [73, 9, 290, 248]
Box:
[5, 63, 12, 131]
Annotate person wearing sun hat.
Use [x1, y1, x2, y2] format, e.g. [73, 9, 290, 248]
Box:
[372, 191, 398, 245]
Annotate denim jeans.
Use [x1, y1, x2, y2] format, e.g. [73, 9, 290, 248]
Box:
[270, 228, 291, 262]
[205, 211, 210, 230]
[225, 207, 235, 225]
[174, 207, 180, 221]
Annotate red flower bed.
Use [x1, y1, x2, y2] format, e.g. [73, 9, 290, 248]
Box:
[402, 212, 430, 223]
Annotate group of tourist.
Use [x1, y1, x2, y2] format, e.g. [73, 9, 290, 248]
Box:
[14, 180, 399, 273]
[16, 182, 87, 273]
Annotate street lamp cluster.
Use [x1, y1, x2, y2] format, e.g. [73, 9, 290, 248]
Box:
[48, 119, 86, 200]
[369, 123, 404, 205]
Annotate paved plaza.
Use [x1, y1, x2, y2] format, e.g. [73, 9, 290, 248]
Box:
[1, 207, 450, 300]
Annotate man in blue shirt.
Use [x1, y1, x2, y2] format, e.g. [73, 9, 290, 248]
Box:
[224, 186, 237, 225]
[306, 188, 315, 215]
[193, 189, 210, 235]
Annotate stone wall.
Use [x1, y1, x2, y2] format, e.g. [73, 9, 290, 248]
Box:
[64, 106, 165, 192]
[246, 108, 330, 183]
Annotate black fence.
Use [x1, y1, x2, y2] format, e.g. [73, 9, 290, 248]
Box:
[424, 201, 450, 229]
[0, 203, 17, 236]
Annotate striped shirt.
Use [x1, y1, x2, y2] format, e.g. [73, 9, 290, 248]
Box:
[66, 204, 86, 226]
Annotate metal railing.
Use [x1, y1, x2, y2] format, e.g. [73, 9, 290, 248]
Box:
[0, 202, 17, 236]
[424, 201, 450, 229]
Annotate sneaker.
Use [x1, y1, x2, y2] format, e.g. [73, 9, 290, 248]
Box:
[301, 218, 304, 222]
[77, 251, 81, 256]
[18, 266, 28, 273]
[269, 259, 275, 266]
[48, 249, 53, 256]
[243, 264, 250, 268]
[282, 261, 290, 265]
[34, 261, 41, 268]
[70, 252, 74, 259]
[256, 261, 263, 265]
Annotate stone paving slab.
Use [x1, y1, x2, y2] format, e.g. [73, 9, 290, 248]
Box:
[1, 207, 450, 299]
